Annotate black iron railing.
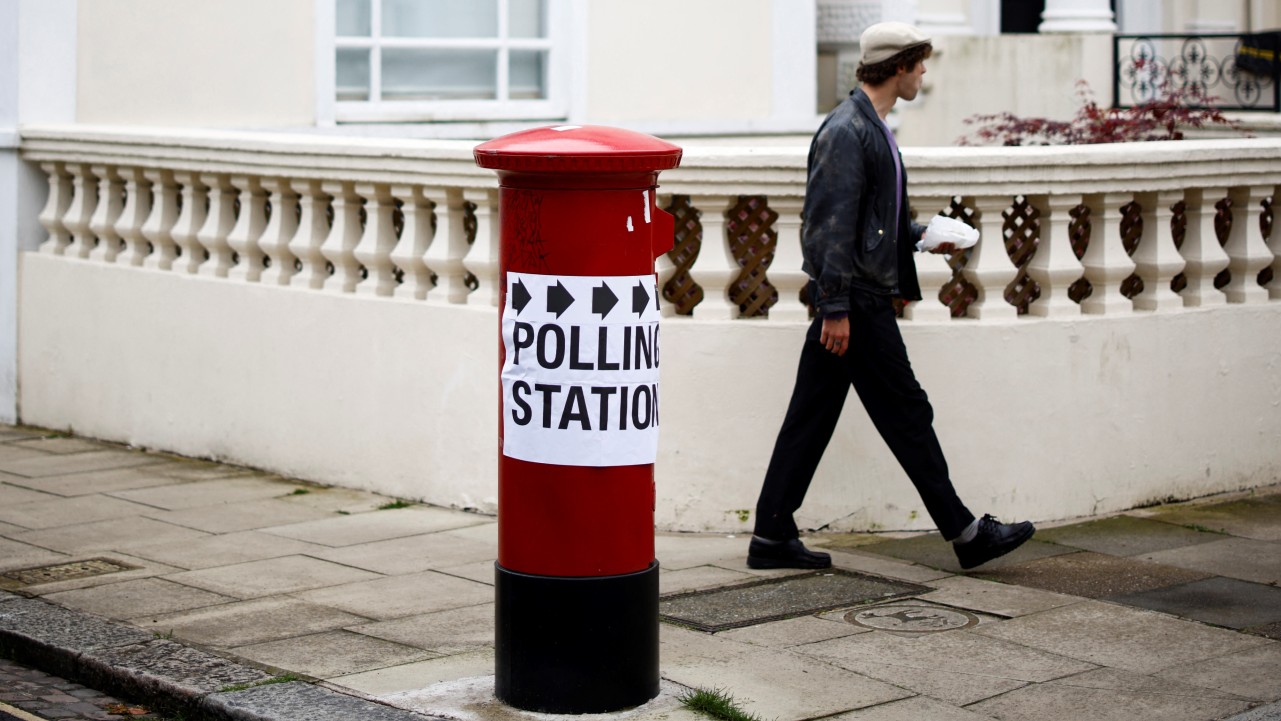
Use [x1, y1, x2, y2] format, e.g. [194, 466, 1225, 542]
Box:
[1114, 32, 1280, 112]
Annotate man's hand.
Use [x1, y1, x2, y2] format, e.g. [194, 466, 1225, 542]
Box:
[929, 241, 957, 254]
[820, 315, 850, 356]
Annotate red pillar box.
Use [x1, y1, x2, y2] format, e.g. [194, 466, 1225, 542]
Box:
[474, 125, 681, 714]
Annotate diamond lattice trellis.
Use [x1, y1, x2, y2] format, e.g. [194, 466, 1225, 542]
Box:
[1003, 195, 1041, 315]
[662, 195, 705, 316]
[727, 196, 780, 318]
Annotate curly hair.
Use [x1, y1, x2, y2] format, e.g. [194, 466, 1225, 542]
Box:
[855, 43, 933, 86]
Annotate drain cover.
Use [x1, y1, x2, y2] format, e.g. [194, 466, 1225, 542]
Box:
[1, 558, 137, 587]
[844, 603, 979, 633]
[659, 570, 927, 632]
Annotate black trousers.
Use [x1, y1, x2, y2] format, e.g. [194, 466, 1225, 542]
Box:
[753, 289, 975, 541]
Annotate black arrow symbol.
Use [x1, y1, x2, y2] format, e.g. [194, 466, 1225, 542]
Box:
[632, 281, 651, 316]
[546, 281, 575, 318]
[592, 283, 618, 319]
[511, 279, 531, 314]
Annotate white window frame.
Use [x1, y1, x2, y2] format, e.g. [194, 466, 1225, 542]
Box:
[316, 0, 569, 124]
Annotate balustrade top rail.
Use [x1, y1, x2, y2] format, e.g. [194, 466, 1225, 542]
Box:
[1114, 32, 1281, 112]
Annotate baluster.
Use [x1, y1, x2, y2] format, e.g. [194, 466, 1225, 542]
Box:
[1222, 186, 1271, 304]
[464, 187, 500, 306]
[390, 185, 433, 301]
[259, 177, 300, 287]
[961, 195, 1019, 320]
[289, 180, 331, 290]
[197, 175, 237, 278]
[1178, 187, 1230, 307]
[37, 163, 73, 255]
[1081, 192, 1137, 315]
[86, 166, 123, 263]
[226, 175, 267, 282]
[1269, 186, 1281, 301]
[1131, 190, 1186, 311]
[687, 195, 740, 318]
[116, 168, 153, 267]
[655, 193, 679, 316]
[63, 164, 99, 259]
[767, 196, 808, 322]
[171, 172, 208, 274]
[1025, 194, 1086, 317]
[422, 187, 468, 304]
[141, 170, 180, 271]
[321, 181, 363, 293]
[903, 199, 953, 322]
[353, 183, 398, 297]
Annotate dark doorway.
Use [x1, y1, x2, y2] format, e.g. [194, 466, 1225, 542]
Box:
[1002, 0, 1046, 34]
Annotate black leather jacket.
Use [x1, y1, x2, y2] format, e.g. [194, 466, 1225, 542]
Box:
[801, 88, 925, 316]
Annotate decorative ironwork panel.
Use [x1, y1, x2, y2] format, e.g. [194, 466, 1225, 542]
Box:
[1068, 203, 1092, 304]
[1003, 196, 1041, 315]
[662, 195, 704, 316]
[1115, 34, 1280, 111]
[726, 196, 779, 318]
[1120, 200, 1145, 299]
[937, 197, 979, 318]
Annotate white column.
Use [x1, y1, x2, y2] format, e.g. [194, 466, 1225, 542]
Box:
[141, 169, 180, 271]
[36, 163, 72, 255]
[390, 185, 433, 301]
[288, 180, 331, 290]
[1131, 190, 1186, 312]
[1039, 0, 1117, 32]
[462, 187, 500, 307]
[961, 195, 1020, 320]
[1178, 187, 1230, 307]
[767, 196, 809, 322]
[1081, 192, 1137, 315]
[197, 175, 237, 278]
[353, 182, 398, 297]
[226, 175, 267, 282]
[115, 168, 153, 267]
[1026, 194, 1086, 317]
[687, 195, 741, 319]
[84, 166, 122, 263]
[321, 181, 363, 293]
[259, 178, 300, 287]
[1222, 186, 1272, 304]
[170, 172, 208, 275]
[63, 164, 99, 260]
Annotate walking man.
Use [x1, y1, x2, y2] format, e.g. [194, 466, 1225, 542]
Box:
[748, 22, 1035, 571]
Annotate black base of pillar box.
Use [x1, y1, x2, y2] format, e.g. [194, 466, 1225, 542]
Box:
[494, 561, 659, 714]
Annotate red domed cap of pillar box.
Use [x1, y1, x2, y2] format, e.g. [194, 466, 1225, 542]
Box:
[474, 124, 682, 185]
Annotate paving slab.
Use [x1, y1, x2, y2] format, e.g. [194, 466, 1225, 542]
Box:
[1226, 701, 1281, 721]
[1035, 515, 1225, 556]
[0, 520, 26, 536]
[1155, 642, 1281, 701]
[202, 681, 438, 721]
[1140, 537, 1281, 585]
[0, 483, 58, 509]
[142, 498, 337, 534]
[0, 494, 158, 530]
[232, 630, 437, 679]
[1144, 495, 1281, 541]
[1109, 577, 1281, 629]
[965, 678, 1253, 721]
[826, 549, 954, 584]
[1052, 667, 1253, 700]
[333, 650, 494, 696]
[9, 437, 111, 455]
[0, 538, 69, 572]
[661, 624, 913, 721]
[379, 676, 693, 721]
[166, 555, 383, 599]
[1247, 622, 1281, 641]
[826, 696, 998, 720]
[659, 565, 756, 595]
[108, 476, 299, 510]
[975, 551, 1211, 599]
[313, 532, 496, 575]
[143, 460, 258, 482]
[654, 533, 756, 571]
[293, 570, 492, 621]
[43, 578, 234, 620]
[1, 466, 192, 497]
[0, 451, 164, 479]
[434, 561, 496, 587]
[261, 506, 488, 547]
[5, 553, 185, 596]
[137, 597, 370, 648]
[0, 428, 43, 442]
[857, 532, 1071, 573]
[10, 517, 211, 555]
[815, 655, 1027, 707]
[272, 486, 391, 514]
[123, 530, 330, 571]
[0, 445, 54, 465]
[717, 614, 868, 648]
[350, 603, 494, 655]
[972, 600, 1271, 674]
[915, 575, 1079, 617]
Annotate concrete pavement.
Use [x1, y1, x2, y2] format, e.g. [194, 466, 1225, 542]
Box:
[0, 424, 1279, 720]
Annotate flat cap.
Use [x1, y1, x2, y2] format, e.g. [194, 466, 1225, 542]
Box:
[859, 22, 931, 66]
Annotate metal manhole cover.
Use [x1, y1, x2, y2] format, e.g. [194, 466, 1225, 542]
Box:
[844, 604, 979, 634]
[1, 558, 138, 587]
[659, 569, 928, 632]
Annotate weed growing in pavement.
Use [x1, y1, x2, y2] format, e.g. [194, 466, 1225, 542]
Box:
[678, 687, 765, 721]
[218, 673, 301, 694]
[288, 488, 310, 496]
[377, 499, 413, 510]
[152, 629, 175, 640]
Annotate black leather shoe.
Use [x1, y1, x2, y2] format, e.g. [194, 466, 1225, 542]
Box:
[747, 536, 832, 569]
[954, 514, 1035, 570]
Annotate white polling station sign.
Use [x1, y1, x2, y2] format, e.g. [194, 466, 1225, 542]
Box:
[501, 271, 661, 466]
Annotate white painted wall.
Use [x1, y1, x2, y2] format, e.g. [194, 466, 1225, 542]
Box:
[76, 0, 315, 127]
[19, 256, 1281, 533]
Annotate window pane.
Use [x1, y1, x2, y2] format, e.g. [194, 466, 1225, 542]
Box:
[336, 0, 371, 37]
[509, 0, 544, 38]
[509, 50, 546, 99]
[336, 48, 371, 101]
[382, 0, 497, 38]
[382, 48, 497, 100]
